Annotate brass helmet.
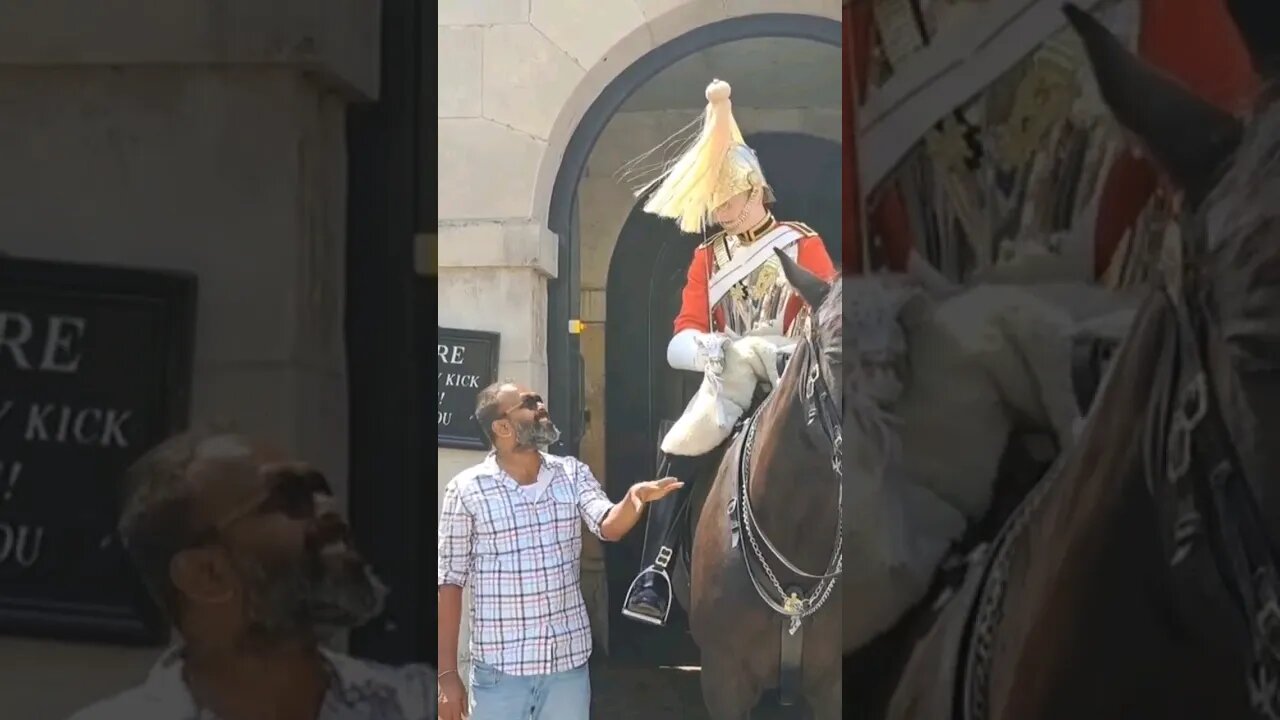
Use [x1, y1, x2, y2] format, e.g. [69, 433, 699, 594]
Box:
[633, 79, 774, 234]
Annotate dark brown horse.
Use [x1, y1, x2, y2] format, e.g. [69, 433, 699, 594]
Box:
[684, 250, 843, 719]
[850, 2, 1280, 718]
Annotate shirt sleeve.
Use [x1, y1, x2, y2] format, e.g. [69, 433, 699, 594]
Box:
[673, 245, 712, 334]
[437, 477, 473, 587]
[570, 458, 616, 541]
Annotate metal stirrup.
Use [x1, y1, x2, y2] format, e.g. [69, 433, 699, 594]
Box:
[621, 547, 675, 627]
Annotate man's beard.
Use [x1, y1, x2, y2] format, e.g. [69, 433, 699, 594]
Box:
[515, 417, 561, 450]
[230, 537, 389, 641]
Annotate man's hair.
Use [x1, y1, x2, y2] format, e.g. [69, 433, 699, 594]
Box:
[117, 426, 244, 619]
[474, 380, 514, 444]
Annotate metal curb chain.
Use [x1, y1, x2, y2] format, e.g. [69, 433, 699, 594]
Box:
[738, 415, 843, 635]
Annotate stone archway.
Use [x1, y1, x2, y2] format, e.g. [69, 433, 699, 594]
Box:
[540, 8, 841, 464]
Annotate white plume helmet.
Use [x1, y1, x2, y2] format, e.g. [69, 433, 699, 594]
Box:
[620, 79, 773, 234]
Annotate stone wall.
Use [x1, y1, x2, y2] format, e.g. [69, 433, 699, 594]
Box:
[0, 3, 378, 717]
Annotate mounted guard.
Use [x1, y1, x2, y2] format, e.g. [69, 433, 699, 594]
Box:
[617, 78, 837, 627]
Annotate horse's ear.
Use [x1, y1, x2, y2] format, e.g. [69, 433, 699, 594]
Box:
[1063, 3, 1243, 208]
[774, 247, 829, 309]
[1226, 0, 1280, 79]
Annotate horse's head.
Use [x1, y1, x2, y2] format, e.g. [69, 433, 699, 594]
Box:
[774, 248, 842, 408]
[1068, 0, 1280, 695]
[773, 248, 842, 474]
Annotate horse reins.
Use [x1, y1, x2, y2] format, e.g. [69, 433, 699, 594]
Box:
[1149, 263, 1280, 720]
[733, 311, 843, 635]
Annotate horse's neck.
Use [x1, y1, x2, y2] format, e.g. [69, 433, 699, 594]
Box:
[988, 299, 1242, 718]
[991, 460, 1242, 719]
[748, 385, 836, 555]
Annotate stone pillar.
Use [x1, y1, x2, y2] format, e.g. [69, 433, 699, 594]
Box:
[436, 221, 558, 672]
[0, 3, 379, 717]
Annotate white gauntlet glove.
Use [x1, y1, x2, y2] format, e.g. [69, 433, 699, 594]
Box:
[695, 332, 730, 377]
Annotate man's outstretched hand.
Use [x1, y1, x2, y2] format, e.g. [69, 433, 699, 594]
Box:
[632, 476, 684, 504]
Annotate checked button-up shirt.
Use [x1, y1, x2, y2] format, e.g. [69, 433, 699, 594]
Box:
[438, 452, 616, 676]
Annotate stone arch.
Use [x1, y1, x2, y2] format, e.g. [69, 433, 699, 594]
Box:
[537, 4, 841, 460]
[539, 2, 842, 233]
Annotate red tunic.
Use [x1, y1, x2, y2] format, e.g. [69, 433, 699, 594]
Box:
[673, 234, 836, 335]
[846, 0, 1257, 279]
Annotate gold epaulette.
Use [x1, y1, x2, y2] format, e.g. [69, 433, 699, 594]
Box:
[775, 221, 818, 238]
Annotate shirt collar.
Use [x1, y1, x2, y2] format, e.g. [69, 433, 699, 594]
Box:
[138, 643, 384, 716]
[482, 451, 552, 488]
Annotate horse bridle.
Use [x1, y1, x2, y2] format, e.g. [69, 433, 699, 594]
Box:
[1147, 261, 1280, 720]
[734, 310, 843, 633]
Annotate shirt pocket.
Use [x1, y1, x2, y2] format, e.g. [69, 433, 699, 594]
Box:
[548, 480, 582, 532]
[543, 480, 584, 566]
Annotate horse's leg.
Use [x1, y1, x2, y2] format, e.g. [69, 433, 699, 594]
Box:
[699, 652, 757, 720]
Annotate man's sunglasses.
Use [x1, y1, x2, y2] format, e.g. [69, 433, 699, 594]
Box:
[502, 393, 543, 417]
[186, 466, 334, 548]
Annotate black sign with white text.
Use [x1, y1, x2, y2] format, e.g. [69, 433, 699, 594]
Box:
[437, 328, 499, 450]
[0, 258, 195, 644]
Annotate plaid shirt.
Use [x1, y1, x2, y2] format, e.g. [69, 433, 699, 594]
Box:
[438, 452, 615, 676]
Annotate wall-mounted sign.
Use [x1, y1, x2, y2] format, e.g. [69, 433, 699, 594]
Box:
[0, 258, 196, 644]
[437, 327, 499, 450]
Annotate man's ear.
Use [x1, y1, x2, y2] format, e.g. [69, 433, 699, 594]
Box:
[490, 418, 511, 440]
[1063, 3, 1243, 208]
[170, 548, 233, 605]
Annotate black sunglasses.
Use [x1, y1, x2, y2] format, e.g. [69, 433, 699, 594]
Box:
[502, 393, 544, 416]
[186, 466, 333, 548]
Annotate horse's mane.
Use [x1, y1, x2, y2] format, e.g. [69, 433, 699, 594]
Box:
[816, 273, 843, 360]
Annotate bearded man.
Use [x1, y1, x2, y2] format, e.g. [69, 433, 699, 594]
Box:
[70, 430, 431, 719]
[437, 382, 683, 720]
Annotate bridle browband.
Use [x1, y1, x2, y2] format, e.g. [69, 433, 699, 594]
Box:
[1147, 252, 1280, 720]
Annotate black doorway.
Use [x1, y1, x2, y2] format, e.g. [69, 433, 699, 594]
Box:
[604, 132, 841, 665]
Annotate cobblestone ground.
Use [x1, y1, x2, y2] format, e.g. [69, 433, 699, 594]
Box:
[589, 661, 811, 719]
[590, 663, 708, 719]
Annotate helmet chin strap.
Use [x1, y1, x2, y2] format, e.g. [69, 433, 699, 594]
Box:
[724, 186, 763, 234]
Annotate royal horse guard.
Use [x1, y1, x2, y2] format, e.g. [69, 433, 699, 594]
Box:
[617, 79, 837, 627]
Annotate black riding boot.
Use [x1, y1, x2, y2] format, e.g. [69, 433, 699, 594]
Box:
[621, 452, 701, 627]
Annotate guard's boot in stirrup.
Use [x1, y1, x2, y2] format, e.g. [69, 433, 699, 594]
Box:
[622, 454, 696, 627]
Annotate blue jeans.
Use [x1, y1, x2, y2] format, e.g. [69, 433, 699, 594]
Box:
[468, 660, 591, 720]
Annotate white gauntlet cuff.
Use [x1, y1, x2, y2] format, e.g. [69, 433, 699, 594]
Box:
[667, 329, 728, 373]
